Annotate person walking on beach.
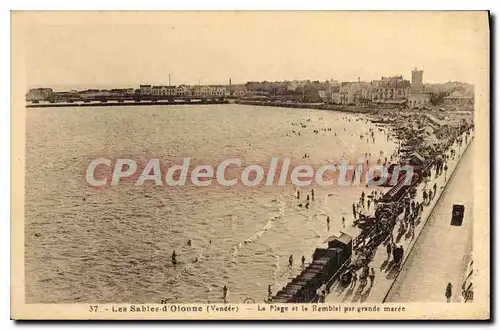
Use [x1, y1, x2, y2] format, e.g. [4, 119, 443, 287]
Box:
[268, 285, 273, 300]
[301, 255, 306, 268]
[445, 283, 453, 303]
[172, 251, 177, 266]
[311, 189, 315, 201]
[352, 203, 357, 219]
[342, 216, 346, 228]
[444, 163, 448, 181]
[367, 199, 371, 210]
[423, 190, 428, 204]
[223, 285, 228, 301]
[296, 189, 300, 199]
[289, 255, 294, 268]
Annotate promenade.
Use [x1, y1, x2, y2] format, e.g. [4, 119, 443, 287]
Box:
[385, 139, 475, 302]
[325, 131, 473, 304]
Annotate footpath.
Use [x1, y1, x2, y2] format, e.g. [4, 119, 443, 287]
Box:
[325, 131, 474, 304]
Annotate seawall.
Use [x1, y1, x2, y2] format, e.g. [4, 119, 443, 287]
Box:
[26, 100, 229, 108]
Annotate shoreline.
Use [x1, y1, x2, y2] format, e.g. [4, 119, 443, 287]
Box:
[236, 100, 379, 114]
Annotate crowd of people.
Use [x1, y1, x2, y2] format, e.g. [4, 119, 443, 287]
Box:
[334, 123, 473, 301]
[268, 114, 472, 304]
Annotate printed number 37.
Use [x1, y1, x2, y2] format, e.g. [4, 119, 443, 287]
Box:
[89, 305, 98, 312]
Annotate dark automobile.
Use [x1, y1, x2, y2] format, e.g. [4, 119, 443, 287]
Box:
[451, 204, 465, 226]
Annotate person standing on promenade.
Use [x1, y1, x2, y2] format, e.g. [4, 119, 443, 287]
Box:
[386, 241, 392, 261]
[444, 163, 448, 181]
[423, 190, 428, 204]
[398, 245, 404, 266]
[369, 268, 375, 287]
[350, 271, 357, 289]
[445, 283, 453, 303]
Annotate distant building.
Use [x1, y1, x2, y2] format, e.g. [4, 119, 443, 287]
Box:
[408, 93, 431, 109]
[444, 91, 474, 108]
[140, 85, 152, 96]
[26, 88, 54, 101]
[161, 86, 176, 96]
[331, 92, 342, 104]
[338, 81, 372, 105]
[175, 85, 190, 96]
[371, 75, 411, 103]
[411, 69, 424, 94]
[210, 86, 229, 97]
[233, 86, 248, 97]
[194, 86, 211, 97]
[318, 90, 327, 100]
[152, 86, 162, 96]
[408, 68, 431, 109]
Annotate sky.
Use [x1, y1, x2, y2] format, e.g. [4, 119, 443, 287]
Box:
[15, 11, 489, 90]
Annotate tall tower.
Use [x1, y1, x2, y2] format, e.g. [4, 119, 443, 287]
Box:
[411, 68, 423, 94]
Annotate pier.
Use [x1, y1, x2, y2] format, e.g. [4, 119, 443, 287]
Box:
[26, 97, 229, 108]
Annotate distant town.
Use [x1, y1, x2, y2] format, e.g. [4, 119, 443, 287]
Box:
[26, 68, 474, 111]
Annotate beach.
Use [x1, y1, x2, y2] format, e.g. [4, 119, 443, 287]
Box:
[25, 104, 399, 304]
